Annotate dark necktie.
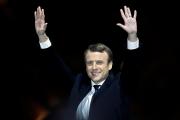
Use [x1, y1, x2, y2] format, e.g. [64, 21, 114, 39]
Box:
[93, 85, 101, 92]
[76, 85, 101, 120]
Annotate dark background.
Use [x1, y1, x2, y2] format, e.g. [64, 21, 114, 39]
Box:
[1, 0, 179, 120]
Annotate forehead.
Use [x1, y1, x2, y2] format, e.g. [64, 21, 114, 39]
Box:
[85, 51, 108, 60]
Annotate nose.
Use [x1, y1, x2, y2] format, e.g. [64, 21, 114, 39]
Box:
[92, 63, 97, 69]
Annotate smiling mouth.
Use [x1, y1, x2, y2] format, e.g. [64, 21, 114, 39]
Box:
[91, 72, 100, 77]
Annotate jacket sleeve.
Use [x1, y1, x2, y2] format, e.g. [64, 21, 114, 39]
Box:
[39, 46, 75, 90]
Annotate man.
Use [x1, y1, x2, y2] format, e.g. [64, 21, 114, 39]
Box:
[34, 5, 140, 120]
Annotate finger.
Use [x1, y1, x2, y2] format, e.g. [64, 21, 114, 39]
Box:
[41, 9, 45, 19]
[37, 6, 42, 18]
[116, 23, 125, 30]
[133, 10, 137, 19]
[120, 9, 126, 21]
[124, 6, 129, 18]
[44, 23, 48, 30]
[127, 7, 132, 17]
[37, 6, 40, 16]
[34, 11, 37, 20]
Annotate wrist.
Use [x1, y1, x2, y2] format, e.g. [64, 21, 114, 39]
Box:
[38, 34, 49, 43]
[127, 33, 137, 42]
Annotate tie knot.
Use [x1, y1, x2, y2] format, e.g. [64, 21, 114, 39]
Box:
[93, 85, 101, 91]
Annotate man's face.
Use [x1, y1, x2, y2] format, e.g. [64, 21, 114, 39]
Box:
[85, 51, 112, 84]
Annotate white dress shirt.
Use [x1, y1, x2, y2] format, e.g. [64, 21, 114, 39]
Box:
[76, 80, 105, 120]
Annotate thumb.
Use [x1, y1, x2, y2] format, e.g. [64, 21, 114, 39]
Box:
[116, 23, 125, 29]
[44, 23, 48, 30]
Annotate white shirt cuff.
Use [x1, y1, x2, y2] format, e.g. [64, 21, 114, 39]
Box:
[39, 39, 52, 49]
[127, 38, 139, 50]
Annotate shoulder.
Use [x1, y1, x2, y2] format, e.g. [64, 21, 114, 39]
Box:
[74, 72, 91, 85]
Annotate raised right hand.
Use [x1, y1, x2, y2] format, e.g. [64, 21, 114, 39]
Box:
[34, 6, 48, 36]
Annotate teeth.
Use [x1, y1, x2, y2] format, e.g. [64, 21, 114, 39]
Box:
[92, 72, 98, 76]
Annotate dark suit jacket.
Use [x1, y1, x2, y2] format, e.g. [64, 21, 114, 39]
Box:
[41, 45, 142, 120]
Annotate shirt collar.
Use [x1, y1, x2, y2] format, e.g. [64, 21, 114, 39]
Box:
[91, 79, 105, 87]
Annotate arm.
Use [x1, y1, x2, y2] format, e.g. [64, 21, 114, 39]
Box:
[34, 6, 49, 44]
[116, 6, 139, 49]
[116, 5, 142, 74]
[116, 6, 143, 120]
[34, 6, 75, 83]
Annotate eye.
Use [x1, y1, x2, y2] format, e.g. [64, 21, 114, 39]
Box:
[86, 61, 93, 66]
[96, 60, 103, 65]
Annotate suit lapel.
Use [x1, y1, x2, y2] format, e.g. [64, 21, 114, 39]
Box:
[91, 72, 115, 103]
[77, 74, 92, 104]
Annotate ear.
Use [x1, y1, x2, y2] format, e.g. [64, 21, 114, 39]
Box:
[108, 61, 113, 70]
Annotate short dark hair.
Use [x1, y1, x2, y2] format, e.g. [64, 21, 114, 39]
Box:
[84, 43, 113, 63]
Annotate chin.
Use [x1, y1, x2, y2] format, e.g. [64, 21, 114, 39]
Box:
[92, 78, 101, 82]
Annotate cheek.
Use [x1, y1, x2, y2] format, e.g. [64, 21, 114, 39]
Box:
[86, 66, 91, 72]
[102, 66, 110, 73]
